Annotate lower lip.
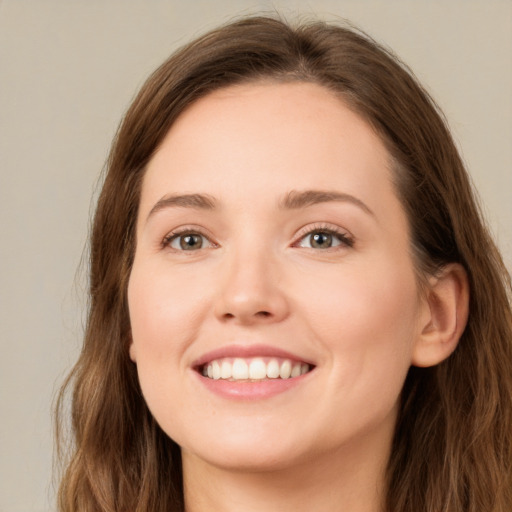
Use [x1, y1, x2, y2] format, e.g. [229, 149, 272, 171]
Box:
[194, 371, 310, 400]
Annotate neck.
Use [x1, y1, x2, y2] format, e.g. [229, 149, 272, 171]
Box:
[182, 435, 389, 512]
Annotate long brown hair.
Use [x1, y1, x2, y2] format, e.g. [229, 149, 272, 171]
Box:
[55, 15, 512, 512]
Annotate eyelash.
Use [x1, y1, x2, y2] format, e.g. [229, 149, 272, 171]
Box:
[161, 227, 217, 251]
[292, 223, 354, 250]
[161, 224, 354, 252]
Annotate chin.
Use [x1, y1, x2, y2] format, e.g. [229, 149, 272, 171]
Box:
[177, 421, 311, 472]
[186, 443, 304, 473]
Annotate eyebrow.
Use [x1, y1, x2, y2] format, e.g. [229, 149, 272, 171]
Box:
[146, 189, 374, 221]
[279, 189, 374, 216]
[147, 193, 216, 220]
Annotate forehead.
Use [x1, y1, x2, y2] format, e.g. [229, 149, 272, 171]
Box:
[141, 81, 395, 215]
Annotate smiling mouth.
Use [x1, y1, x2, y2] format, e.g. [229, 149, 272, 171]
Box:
[198, 357, 313, 381]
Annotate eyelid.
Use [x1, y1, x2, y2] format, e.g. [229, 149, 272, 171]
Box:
[292, 223, 354, 248]
[161, 225, 218, 251]
[160, 222, 353, 251]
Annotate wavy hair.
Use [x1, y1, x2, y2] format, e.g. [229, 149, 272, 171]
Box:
[55, 15, 512, 512]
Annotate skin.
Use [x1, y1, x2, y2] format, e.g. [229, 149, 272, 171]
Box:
[128, 82, 467, 512]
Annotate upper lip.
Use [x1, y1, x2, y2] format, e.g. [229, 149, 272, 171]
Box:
[192, 344, 315, 369]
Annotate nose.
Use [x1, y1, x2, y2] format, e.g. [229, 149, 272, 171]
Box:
[213, 247, 290, 325]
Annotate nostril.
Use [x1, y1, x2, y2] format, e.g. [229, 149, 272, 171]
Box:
[220, 310, 272, 323]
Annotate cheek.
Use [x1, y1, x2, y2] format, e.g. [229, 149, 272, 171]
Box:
[127, 260, 209, 363]
[301, 257, 420, 381]
[127, 261, 207, 433]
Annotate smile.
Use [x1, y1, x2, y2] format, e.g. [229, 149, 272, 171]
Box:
[201, 357, 312, 381]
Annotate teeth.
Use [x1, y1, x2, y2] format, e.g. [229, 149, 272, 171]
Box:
[203, 357, 311, 381]
[249, 359, 267, 379]
[212, 361, 221, 380]
[220, 360, 231, 379]
[232, 359, 249, 380]
[291, 363, 301, 378]
[279, 360, 291, 379]
[266, 359, 280, 379]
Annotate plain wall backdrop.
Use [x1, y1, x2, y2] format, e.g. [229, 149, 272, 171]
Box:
[0, 1, 510, 511]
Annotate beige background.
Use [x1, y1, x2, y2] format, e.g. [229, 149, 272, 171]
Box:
[0, 1, 510, 511]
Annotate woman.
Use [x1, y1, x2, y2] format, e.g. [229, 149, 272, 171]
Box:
[56, 15, 512, 512]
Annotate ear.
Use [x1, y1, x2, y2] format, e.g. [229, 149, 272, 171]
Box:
[412, 263, 469, 367]
[128, 337, 137, 363]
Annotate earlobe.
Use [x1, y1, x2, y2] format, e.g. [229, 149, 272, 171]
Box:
[129, 340, 137, 363]
[412, 263, 469, 368]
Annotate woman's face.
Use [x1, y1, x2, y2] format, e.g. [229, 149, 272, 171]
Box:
[128, 82, 428, 472]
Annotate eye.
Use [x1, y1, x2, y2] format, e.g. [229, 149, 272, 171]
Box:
[296, 228, 353, 250]
[163, 231, 214, 251]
